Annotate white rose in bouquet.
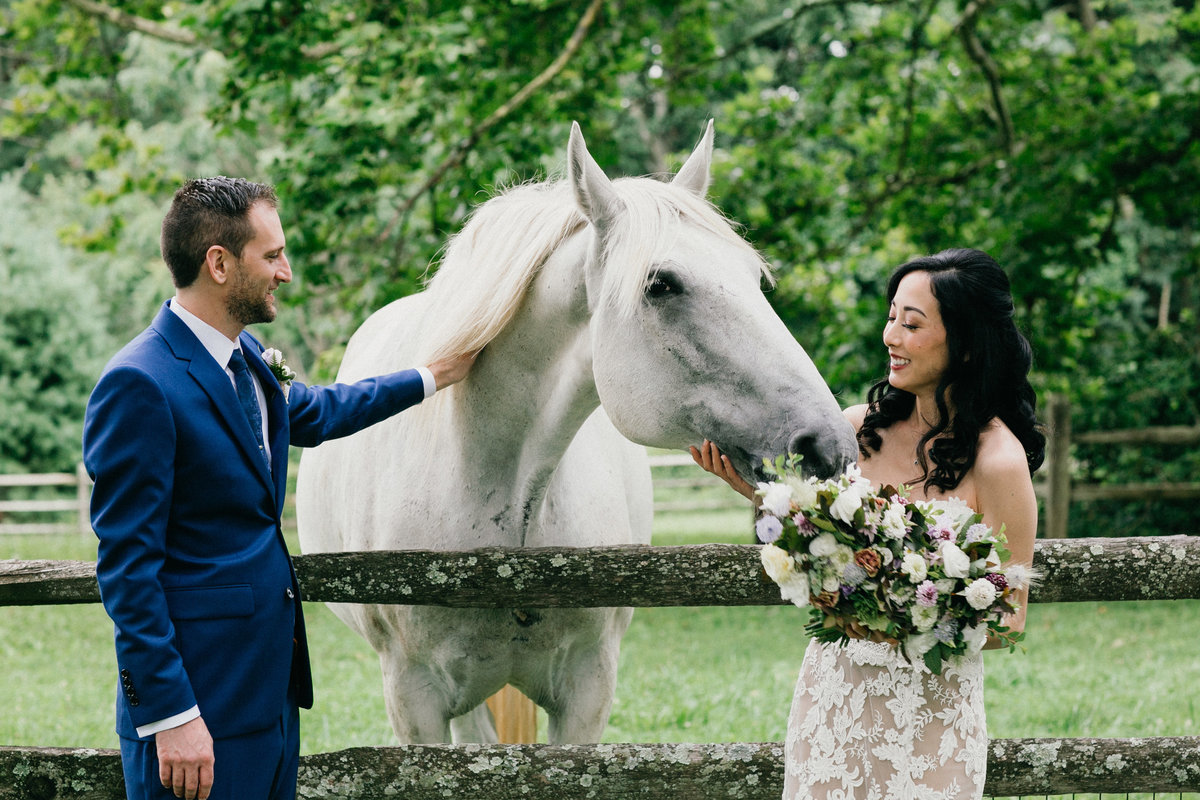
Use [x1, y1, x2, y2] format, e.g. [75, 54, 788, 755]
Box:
[900, 552, 928, 582]
[829, 488, 862, 524]
[880, 503, 909, 539]
[784, 474, 819, 509]
[960, 578, 998, 610]
[760, 544, 795, 583]
[757, 482, 794, 517]
[809, 533, 839, 558]
[940, 541, 972, 579]
[963, 623, 989, 654]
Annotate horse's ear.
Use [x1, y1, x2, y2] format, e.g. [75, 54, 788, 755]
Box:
[671, 119, 714, 197]
[568, 121, 621, 230]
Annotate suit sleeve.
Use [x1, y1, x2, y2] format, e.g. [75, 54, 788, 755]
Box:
[83, 365, 198, 728]
[285, 369, 427, 448]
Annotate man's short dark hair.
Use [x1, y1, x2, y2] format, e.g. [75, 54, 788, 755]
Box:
[160, 177, 278, 288]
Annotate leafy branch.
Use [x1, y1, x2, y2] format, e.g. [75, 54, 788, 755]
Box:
[62, 0, 338, 58]
[376, 0, 605, 243]
[954, 0, 1016, 156]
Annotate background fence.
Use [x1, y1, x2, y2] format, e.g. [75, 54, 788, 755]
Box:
[2, 536, 1200, 798]
[0, 464, 91, 536]
[6, 397, 1198, 538]
[1041, 393, 1200, 538]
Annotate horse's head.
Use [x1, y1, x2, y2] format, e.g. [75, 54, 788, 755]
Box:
[567, 121, 857, 481]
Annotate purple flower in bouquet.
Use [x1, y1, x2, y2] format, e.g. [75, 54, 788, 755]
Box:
[965, 523, 991, 543]
[915, 580, 939, 607]
[933, 618, 960, 645]
[842, 563, 868, 587]
[929, 525, 955, 543]
[792, 512, 816, 533]
[756, 515, 783, 544]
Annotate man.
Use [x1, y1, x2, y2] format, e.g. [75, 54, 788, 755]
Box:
[82, 177, 475, 800]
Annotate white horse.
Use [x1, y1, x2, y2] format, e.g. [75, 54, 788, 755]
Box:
[295, 122, 857, 744]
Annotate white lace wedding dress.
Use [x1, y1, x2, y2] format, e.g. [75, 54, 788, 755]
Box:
[783, 638, 987, 800]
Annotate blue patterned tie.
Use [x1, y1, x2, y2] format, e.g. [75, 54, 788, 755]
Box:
[228, 348, 267, 462]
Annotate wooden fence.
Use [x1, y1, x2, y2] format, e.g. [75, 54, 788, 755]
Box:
[3, 536, 1200, 798]
[0, 464, 91, 536]
[8, 403, 1199, 536]
[1041, 394, 1200, 538]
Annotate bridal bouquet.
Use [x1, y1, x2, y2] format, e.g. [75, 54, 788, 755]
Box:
[756, 456, 1029, 674]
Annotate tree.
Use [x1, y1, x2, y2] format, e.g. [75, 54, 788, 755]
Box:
[0, 173, 117, 473]
[2, 0, 1197, 532]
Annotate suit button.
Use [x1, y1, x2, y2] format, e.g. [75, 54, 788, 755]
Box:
[285, 587, 295, 600]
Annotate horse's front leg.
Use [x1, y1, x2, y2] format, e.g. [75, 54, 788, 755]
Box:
[540, 607, 633, 744]
[377, 644, 456, 743]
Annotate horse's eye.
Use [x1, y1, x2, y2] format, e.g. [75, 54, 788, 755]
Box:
[645, 272, 680, 299]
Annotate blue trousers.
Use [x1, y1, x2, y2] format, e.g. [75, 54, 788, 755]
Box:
[119, 701, 299, 800]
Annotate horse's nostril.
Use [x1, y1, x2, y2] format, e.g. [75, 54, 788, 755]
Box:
[788, 432, 838, 479]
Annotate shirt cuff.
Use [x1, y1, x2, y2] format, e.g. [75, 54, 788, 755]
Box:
[136, 706, 201, 738]
[417, 366, 436, 399]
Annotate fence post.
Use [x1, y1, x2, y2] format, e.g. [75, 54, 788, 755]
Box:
[76, 462, 92, 538]
[1045, 393, 1072, 539]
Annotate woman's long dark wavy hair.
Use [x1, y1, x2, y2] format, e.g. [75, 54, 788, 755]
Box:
[857, 248, 1046, 493]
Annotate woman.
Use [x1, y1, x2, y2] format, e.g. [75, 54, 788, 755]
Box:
[692, 248, 1044, 800]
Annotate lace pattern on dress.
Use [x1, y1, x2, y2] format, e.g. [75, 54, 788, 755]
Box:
[783, 638, 987, 800]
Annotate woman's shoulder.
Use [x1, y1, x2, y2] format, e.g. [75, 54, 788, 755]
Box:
[843, 404, 868, 432]
[974, 418, 1029, 477]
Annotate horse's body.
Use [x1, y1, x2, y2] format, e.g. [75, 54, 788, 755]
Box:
[295, 123, 857, 744]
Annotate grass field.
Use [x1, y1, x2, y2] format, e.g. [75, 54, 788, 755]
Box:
[4, 458, 1200, 800]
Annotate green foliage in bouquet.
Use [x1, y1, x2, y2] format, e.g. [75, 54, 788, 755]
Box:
[755, 456, 1029, 674]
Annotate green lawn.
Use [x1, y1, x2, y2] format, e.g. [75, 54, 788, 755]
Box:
[2, 509, 1198, 763]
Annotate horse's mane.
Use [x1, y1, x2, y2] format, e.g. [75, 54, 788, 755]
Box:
[417, 174, 768, 363]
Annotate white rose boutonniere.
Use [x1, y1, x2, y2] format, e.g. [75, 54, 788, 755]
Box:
[261, 348, 297, 401]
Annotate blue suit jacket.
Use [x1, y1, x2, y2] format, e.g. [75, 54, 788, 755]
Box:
[83, 302, 425, 740]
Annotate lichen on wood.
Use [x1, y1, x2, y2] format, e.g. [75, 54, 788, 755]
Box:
[3, 537, 1200, 607]
[4, 738, 1200, 799]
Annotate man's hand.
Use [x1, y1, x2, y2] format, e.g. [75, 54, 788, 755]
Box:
[156, 716, 214, 800]
[428, 350, 480, 390]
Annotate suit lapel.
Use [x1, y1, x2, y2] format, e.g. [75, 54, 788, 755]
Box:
[153, 307, 274, 491]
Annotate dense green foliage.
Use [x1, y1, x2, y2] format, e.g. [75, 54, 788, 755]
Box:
[2, 0, 1196, 534]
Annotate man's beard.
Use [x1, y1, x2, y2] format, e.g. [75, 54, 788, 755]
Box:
[226, 261, 276, 326]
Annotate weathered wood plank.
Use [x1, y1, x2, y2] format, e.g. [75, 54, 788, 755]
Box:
[1033, 536, 1200, 603]
[2, 536, 1199, 607]
[0, 747, 125, 800]
[0, 559, 102, 604]
[1075, 424, 1200, 446]
[3, 738, 1200, 799]
[987, 736, 1200, 794]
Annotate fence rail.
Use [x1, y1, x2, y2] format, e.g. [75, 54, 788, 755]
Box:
[4, 735, 1200, 799]
[3, 536, 1199, 608]
[0, 463, 91, 536]
[1042, 394, 1200, 538]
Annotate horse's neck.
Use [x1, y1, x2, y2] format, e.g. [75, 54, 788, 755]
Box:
[455, 232, 599, 530]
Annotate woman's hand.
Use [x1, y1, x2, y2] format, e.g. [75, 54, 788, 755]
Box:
[689, 440, 758, 501]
